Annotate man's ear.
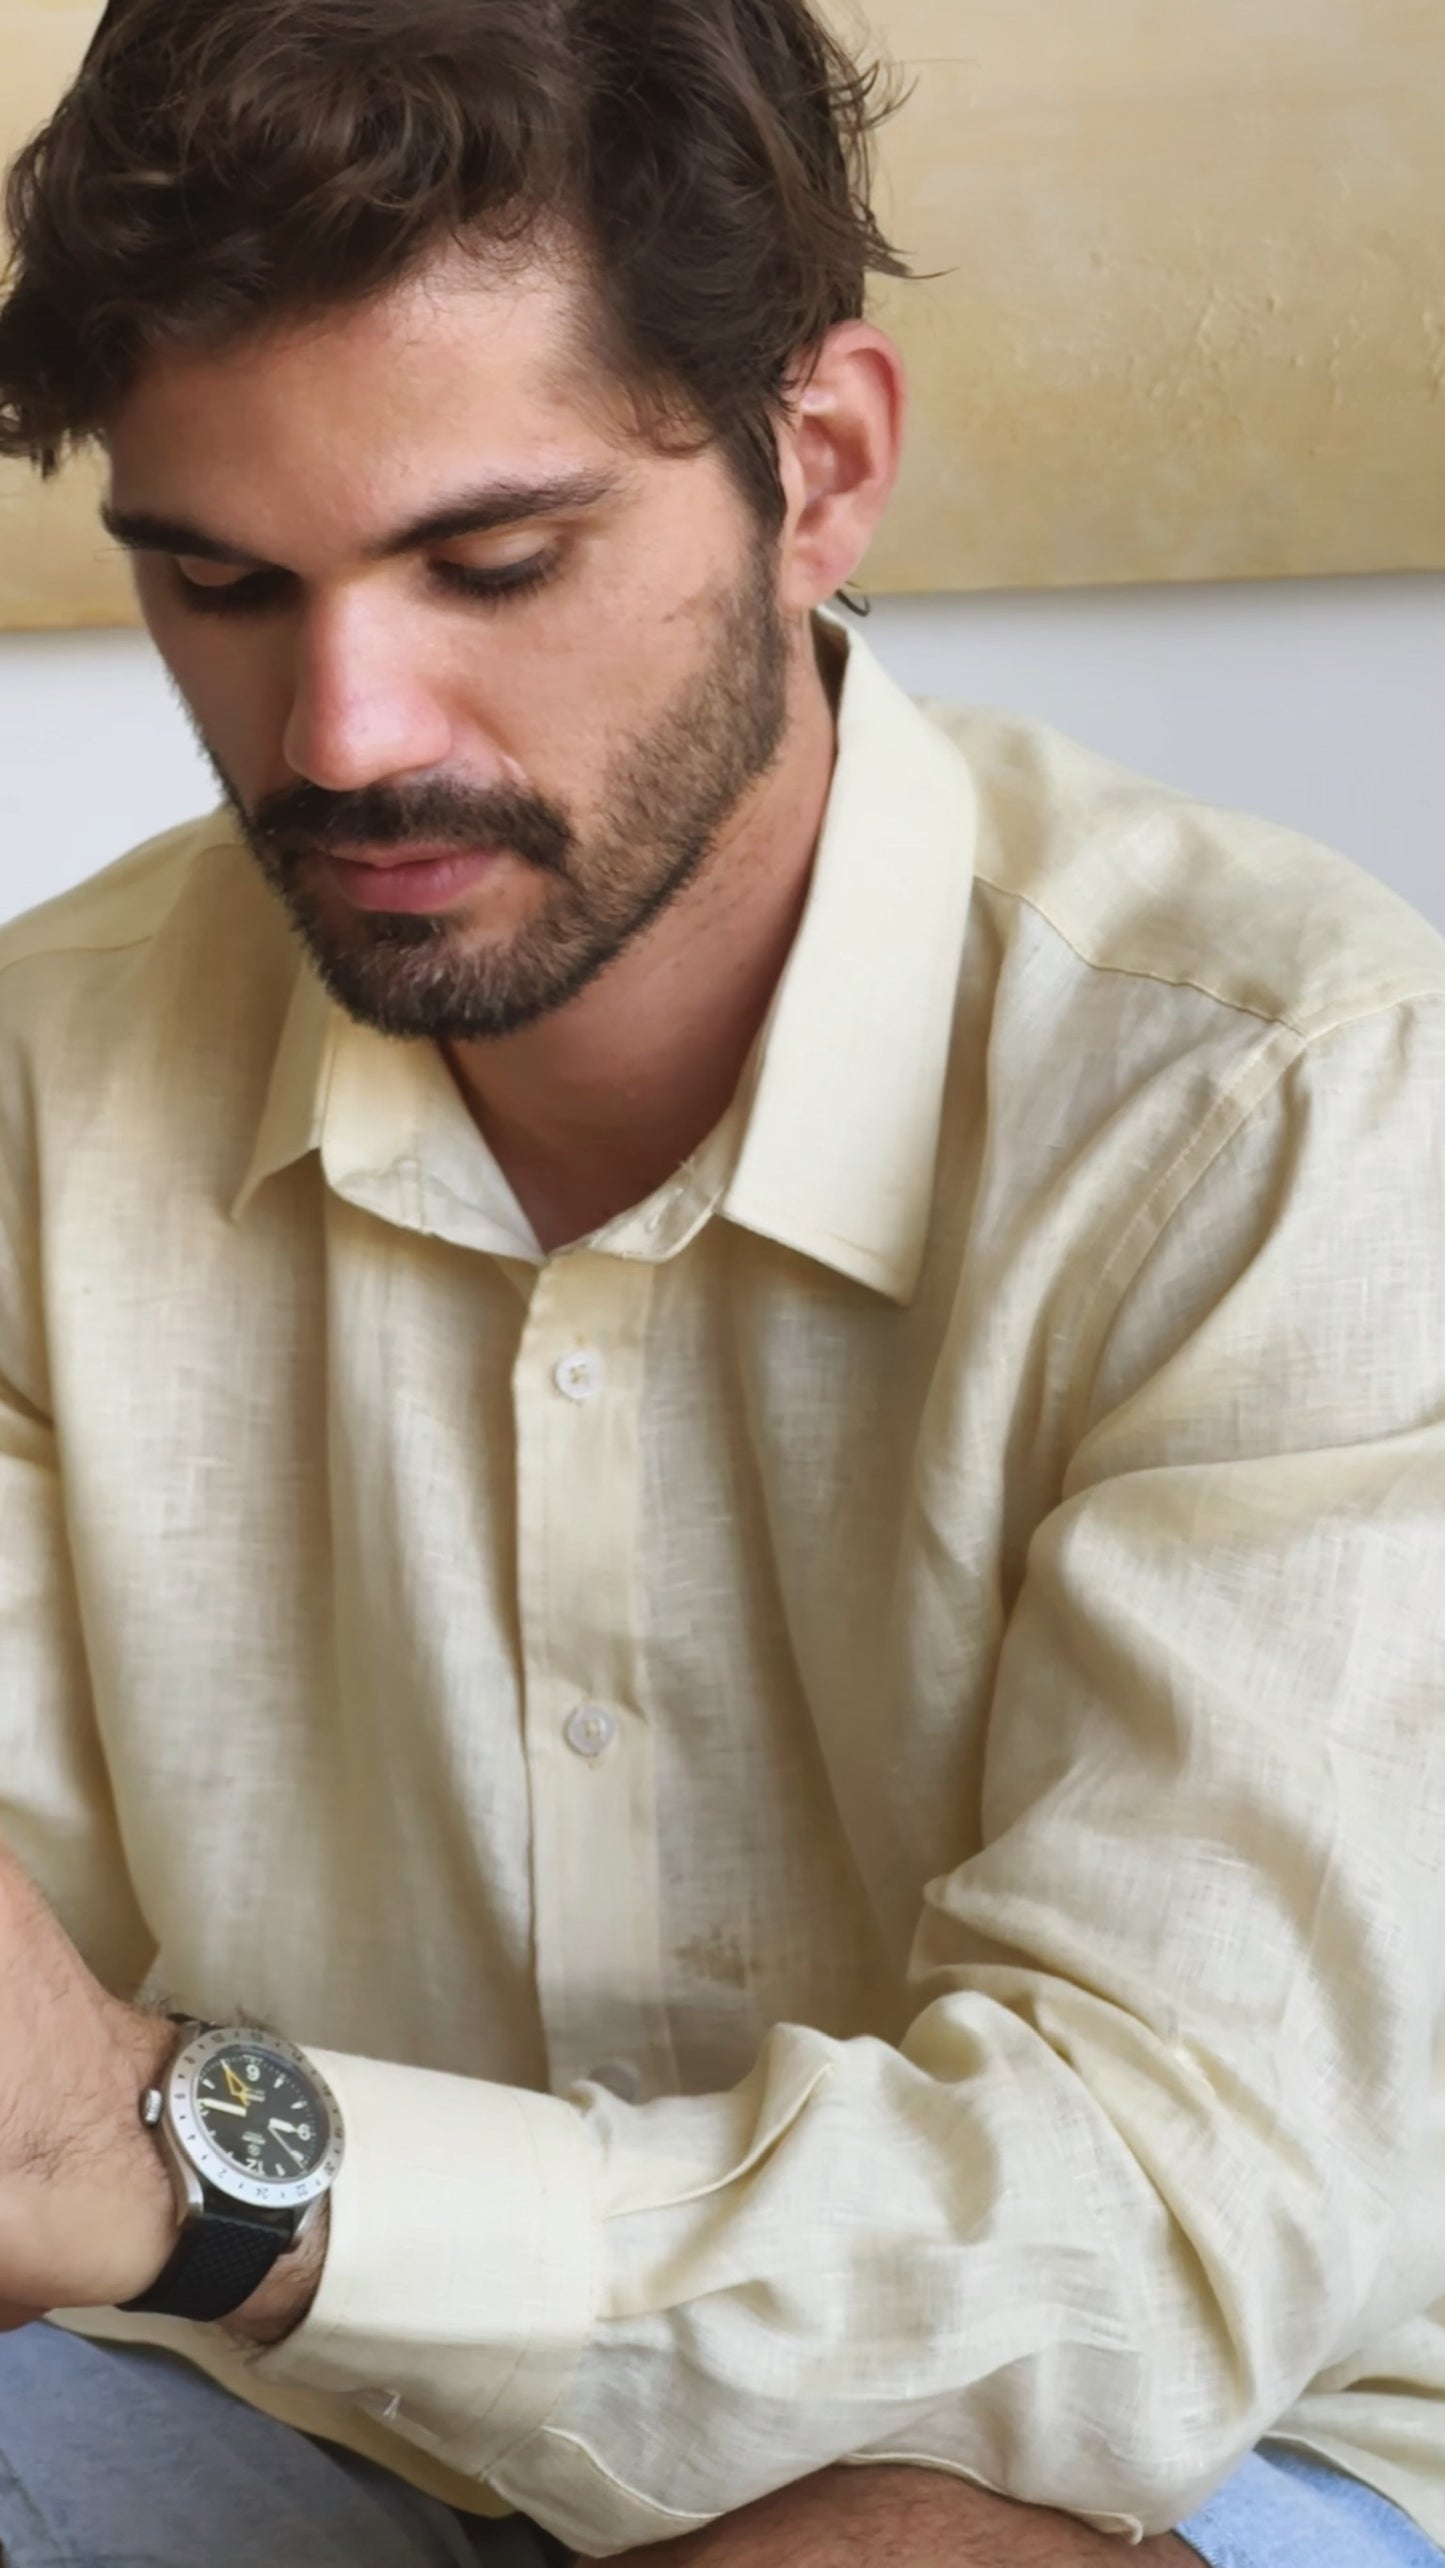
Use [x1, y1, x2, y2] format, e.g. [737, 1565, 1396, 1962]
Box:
[776, 322, 908, 616]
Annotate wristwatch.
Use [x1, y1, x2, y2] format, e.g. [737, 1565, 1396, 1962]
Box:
[121, 2020, 346, 2323]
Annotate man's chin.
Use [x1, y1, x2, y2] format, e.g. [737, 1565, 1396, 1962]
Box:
[286, 909, 584, 1045]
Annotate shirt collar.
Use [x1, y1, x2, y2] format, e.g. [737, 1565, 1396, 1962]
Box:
[232, 607, 978, 1301]
[719, 609, 977, 1302]
[231, 968, 540, 1257]
[231, 959, 334, 1229]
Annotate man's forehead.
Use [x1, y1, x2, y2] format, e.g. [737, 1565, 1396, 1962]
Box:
[103, 244, 646, 560]
[116, 234, 591, 420]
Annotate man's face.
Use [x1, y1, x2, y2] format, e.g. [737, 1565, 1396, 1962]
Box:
[106, 246, 796, 1041]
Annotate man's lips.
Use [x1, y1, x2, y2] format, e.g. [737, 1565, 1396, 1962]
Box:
[325, 839, 502, 871]
[318, 843, 507, 915]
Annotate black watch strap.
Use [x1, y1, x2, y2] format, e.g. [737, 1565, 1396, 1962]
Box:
[121, 2202, 296, 2323]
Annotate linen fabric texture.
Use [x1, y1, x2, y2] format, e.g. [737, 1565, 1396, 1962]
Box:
[0, 610, 1442, 2556]
[0, 2330, 1438, 2568]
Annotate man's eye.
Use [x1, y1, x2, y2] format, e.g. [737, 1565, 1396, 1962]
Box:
[176, 557, 250, 589]
[166, 551, 561, 619]
[432, 554, 559, 608]
[171, 562, 289, 617]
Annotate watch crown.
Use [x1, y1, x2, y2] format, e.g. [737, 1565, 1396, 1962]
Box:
[141, 2088, 165, 2128]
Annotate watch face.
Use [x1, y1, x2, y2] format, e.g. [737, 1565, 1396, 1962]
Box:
[195, 2044, 331, 2187]
[167, 2025, 345, 2212]
[192, 2044, 331, 2186]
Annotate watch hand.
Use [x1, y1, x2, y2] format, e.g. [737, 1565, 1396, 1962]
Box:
[204, 2099, 249, 2117]
[270, 2129, 308, 2168]
[221, 2063, 257, 2106]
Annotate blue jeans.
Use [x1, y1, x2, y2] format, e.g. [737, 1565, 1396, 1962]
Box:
[1178, 2443, 1443, 2568]
[0, 2324, 1438, 2564]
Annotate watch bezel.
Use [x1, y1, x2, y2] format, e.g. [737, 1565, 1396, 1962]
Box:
[165, 2024, 345, 2213]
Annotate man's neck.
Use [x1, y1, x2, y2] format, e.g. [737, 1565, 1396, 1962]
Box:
[444, 616, 847, 1254]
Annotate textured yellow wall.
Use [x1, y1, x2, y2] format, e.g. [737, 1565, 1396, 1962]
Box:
[3, 0, 1444, 627]
[0, 3, 122, 626]
[859, 0, 1445, 592]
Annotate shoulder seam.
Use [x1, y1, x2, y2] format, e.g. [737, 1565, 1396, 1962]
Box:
[973, 868, 1290, 1029]
[1068, 989, 1444, 1452]
[1079, 1020, 1306, 1334]
[0, 930, 159, 988]
[0, 834, 239, 987]
[973, 867, 1445, 1041]
[1065, 1023, 1305, 1451]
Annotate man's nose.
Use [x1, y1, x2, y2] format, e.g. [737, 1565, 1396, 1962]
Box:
[280, 595, 455, 791]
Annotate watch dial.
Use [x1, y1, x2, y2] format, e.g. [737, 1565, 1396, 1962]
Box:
[195, 2046, 329, 2184]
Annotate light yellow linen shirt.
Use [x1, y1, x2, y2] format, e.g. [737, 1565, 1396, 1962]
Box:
[3, 611, 1445, 2556]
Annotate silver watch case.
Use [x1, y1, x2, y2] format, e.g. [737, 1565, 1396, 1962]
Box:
[143, 2022, 346, 2232]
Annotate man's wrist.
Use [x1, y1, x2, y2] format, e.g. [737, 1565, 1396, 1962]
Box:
[118, 2006, 182, 2119]
[224, 2198, 330, 2349]
[97, 2004, 185, 2302]
[2, 2002, 185, 2317]
[122, 2016, 334, 2342]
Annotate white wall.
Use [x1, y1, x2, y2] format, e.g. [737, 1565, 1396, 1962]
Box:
[2, 575, 1443, 931]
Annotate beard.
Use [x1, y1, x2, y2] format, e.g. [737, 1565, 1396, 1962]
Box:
[203, 529, 793, 1044]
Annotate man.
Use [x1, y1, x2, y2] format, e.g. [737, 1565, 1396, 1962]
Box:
[0, 1, 1442, 2562]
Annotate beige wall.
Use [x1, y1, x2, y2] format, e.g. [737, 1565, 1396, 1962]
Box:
[0, 4, 120, 626]
[3, 0, 1444, 628]
[864, 0, 1445, 592]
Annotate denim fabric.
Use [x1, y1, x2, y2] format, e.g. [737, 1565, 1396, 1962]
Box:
[1178, 2441, 1443, 2567]
[0, 2326, 560, 2568]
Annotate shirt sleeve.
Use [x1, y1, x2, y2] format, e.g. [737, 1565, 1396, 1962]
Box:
[247, 997, 1443, 2554]
[0, 1065, 155, 1986]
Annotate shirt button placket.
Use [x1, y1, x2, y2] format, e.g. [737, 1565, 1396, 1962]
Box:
[514, 1258, 679, 2101]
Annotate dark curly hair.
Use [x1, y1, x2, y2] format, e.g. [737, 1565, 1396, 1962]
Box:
[0, 0, 914, 552]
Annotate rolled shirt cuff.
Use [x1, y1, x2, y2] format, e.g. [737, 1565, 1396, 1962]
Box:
[250, 2049, 598, 2483]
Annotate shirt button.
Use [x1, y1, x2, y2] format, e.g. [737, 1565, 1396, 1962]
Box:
[564, 1702, 618, 1760]
[553, 1350, 605, 1404]
[586, 2061, 643, 2102]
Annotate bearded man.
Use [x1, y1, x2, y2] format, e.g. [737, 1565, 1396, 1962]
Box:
[0, 5, 1441, 2565]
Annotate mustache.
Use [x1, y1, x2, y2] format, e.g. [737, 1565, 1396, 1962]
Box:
[248, 778, 573, 877]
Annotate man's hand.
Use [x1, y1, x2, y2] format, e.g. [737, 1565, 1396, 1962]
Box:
[0, 1838, 178, 2316]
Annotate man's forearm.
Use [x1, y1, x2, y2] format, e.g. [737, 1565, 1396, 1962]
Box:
[0, 1839, 330, 2340]
[597, 2465, 1200, 2566]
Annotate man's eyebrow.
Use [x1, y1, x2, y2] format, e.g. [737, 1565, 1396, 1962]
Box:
[370, 470, 625, 558]
[100, 470, 626, 568]
[100, 507, 260, 566]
